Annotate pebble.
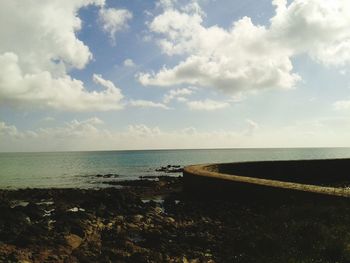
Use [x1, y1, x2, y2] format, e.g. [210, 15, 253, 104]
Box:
[127, 223, 139, 229]
[133, 214, 144, 222]
[165, 217, 176, 223]
[116, 215, 124, 222]
[65, 234, 83, 249]
[154, 207, 163, 214]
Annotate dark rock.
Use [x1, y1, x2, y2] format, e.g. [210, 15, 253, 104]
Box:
[155, 165, 183, 173]
[2, 176, 350, 262]
[65, 234, 83, 249]
[95, 173, 120, 178]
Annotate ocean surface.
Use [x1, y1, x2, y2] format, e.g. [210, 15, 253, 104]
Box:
[1, 148, 350, 189]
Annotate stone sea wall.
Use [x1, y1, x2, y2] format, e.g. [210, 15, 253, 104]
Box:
[183, 159, 350, 200]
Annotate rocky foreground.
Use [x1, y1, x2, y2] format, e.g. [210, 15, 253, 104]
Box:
[2, 176, 350, 262]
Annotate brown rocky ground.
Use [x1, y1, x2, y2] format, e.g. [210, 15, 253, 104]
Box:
[1, 176, 350, 263]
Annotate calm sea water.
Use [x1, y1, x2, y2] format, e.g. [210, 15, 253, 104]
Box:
[1, 148, 350, 189]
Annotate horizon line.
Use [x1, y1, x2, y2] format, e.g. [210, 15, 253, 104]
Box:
[1, 146, 350, 154]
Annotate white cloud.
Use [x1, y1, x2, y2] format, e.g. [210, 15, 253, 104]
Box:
[42, 117, 55, 122]
[22, 118, 106, 141]
[0, 121, 39, 140]
[99, 7, 133, 43]
[186, 99, 230, 111]
[139, 7, 299, 93]
[163, 88, 194, 103]
[139, 0, 350, 95]
[56, 117, 104, 137]
[127, 124, 162, 137]
[244, 119, 259, 136]
[0, 53, 124, 111]
[270, 0, 350, 66]
[156, 0, 178, 10]
[92, 74, 123, 95]
[0, 1, 127, 112]
[0, 121, 20, 137]
[3, 117, 350, 151]
[129, 100, 170, 109]
[123, 58, 136, 67]
[333, 100, 350, 110]
[0, 120, 242, 151]
[157, 0, 204, 16]
[176, 97, 189, 102]
[180, 1, 204, 16]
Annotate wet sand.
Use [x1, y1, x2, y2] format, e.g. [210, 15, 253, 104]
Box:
[1, 176, 350, 262]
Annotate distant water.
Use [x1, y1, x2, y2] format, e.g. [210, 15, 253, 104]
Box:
[1, 148, 350, 189]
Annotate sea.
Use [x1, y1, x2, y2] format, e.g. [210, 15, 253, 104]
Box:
[1, 148, 350, 189]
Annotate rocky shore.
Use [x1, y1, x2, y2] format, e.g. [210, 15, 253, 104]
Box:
[1, 176, 350, 262]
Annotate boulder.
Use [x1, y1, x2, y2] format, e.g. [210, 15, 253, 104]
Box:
[65, 234, 83, 249]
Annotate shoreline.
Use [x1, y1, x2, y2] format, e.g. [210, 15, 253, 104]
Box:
[1, 176, 350, 262]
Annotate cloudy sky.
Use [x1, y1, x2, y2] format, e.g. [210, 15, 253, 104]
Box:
[1, 0, 350, 152]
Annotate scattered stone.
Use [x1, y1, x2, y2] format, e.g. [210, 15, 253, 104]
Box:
[127, 223, 139, 230]
[65, 234, 83, 249]
[68, 207, 85, 212]
[133, 214, 144, 222]
[1, 177, 350, 262]
[155, 165, 184, 173]
[95, 174, 120, 178]
[164, 217, 175, 223]
[116, 215, 124, 222]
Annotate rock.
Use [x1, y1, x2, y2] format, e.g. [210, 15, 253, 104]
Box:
[68, 207, 85, 212]
[139, 175, 159, 179]
[116, 225, 122, 234]
[0, 178, 195, 262]
[127, 223, 139, 230]
[133, 214, 143, 223]
[125, 241, 148, 254]
[155, 165, 183, 173]
[165, 217, 176, 224]
[95, 174, 119, 178]
[47, 254, 64, 262]
[155, 167, 167, 172]
[154, 207, 163, 214]
[116, 215, 124, 222]
[65, 234, 83, 249]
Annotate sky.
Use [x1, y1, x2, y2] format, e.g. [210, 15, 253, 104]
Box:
[1, 0, 350, 152]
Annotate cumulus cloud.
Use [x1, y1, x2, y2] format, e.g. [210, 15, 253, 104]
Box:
[127, 124, 162, 137]
[0, 120, 244, 151]
[139, 5, 299, 93]
[156, 0, 178, 10]
[129, 100, 170, 109]
[244, 119, 259, 136]
[0, 121, 38, 140]
[49, 118, 105, 138]
[0, 121, 20, 137]
[99, 7, 133, 43]
[3, 117, 350, 151]
[93, 74, 123, 95]
[270, 0, 350, 66]
[15, 117, 105, 146]
[139, 0, 350, 95]
[163, 88, 194, 103]
[0, 1, 127, 111]
[186, 99, 230, 111]
[41, 117, 55, 123]
[333, 100, 350, 110]
[162, 87, 232, 111]
[123, 59, 136, 67]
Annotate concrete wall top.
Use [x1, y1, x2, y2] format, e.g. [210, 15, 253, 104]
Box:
[184, 159, 350, 198]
